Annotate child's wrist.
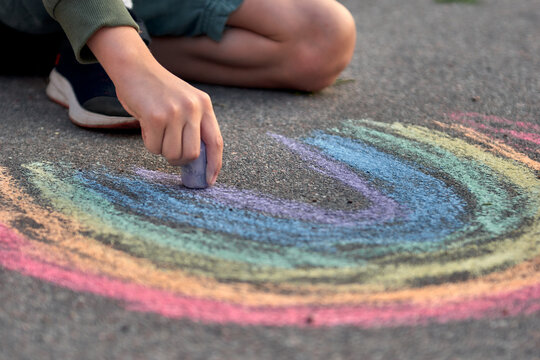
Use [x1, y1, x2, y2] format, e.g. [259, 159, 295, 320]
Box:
[87, 26, 157, 84]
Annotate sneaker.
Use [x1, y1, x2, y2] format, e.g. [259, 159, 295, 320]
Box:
[46, 42, 139, 129]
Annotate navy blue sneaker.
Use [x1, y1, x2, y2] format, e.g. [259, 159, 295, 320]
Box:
[46, 10, 151, 129]
[46, 42, 139, 129]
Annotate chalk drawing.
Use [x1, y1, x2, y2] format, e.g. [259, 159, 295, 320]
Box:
[0, 113, 539, 327]
[447, 112, 540, 154]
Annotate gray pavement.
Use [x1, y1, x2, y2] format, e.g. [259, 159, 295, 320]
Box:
[1, 0, 539, 359]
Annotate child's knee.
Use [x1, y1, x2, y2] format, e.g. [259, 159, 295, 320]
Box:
[285, 0, 356, 91]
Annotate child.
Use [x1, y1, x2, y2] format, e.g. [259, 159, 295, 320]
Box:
[0, 0, 356, 186]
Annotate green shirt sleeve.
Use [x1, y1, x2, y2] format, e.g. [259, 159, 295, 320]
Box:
[42, 0, 139, 63]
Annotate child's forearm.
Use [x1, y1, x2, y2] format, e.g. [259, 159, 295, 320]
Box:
[87, 26, 155, 85]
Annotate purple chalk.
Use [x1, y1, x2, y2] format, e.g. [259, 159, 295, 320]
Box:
[181, 142, 208, 189]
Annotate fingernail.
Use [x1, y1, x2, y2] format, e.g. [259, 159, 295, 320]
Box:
[207, 172, 218, 187]
[206, 172, 214, 186]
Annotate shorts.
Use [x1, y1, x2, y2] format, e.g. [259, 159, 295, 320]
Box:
[0, 0, 244, 41]
[134, 0, 244, 42]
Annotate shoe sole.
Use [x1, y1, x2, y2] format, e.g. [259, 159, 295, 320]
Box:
[46, 69, 140, 129]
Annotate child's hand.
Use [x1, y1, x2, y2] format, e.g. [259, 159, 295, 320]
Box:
[88, 26, 223, 186]
[115, 56, 222, 185]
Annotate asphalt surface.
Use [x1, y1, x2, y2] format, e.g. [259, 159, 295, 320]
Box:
[1, 0, 539, 359]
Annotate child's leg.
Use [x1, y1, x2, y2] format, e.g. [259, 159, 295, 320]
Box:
[149, 0, 356, 92]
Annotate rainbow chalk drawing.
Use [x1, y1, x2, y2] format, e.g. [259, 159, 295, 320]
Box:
[0, 112, 539, 327]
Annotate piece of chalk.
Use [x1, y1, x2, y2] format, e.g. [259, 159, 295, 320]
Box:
[181, 142, 208, 189]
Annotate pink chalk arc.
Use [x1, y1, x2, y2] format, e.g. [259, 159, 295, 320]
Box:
[1, 223, 538, 327]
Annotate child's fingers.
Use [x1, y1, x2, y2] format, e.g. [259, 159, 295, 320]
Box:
[181, 121, 202, 164]
[201, 110, 223, 186]
[161, 121, 185, 165]
[140, 118, 165, 155]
